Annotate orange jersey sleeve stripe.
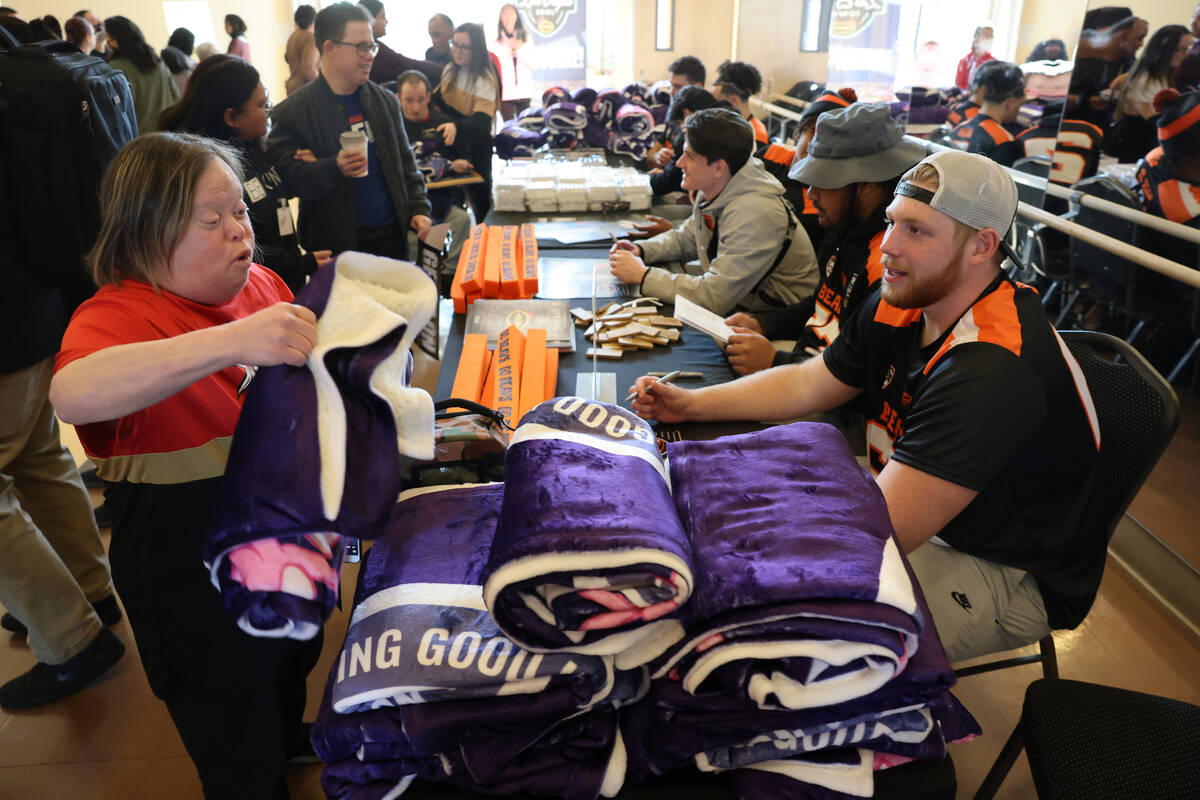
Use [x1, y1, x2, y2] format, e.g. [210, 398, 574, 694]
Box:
[923, 280, 1023, 374]
[874, 301, 921, 328]
[980, 118, 1014, 143]
[865, 232, 886, 285]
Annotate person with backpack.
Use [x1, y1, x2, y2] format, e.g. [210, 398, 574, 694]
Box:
[159, 54, 332, 293]
[105, 15, 179, 133]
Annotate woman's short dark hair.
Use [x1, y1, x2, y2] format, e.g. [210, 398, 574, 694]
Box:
[294, 4, 316, 28]
[104, 16, 159, 72]
[314, 2, 371, 55]
[157, 54, 258, 141]
[669, 55, 706, 86]
[89, 133, 245, 288]
[683, 107, 754, 175]
[168, 27, 194, 55]
[225, 14, 246, 37]
[668, 86, 719, 123]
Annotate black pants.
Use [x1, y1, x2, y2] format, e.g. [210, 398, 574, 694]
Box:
[356, 223, 410, 261]
[107, 481, 323, 799]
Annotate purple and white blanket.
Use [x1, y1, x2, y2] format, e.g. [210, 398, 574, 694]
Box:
[545, 101, 589, 131]
[614, 103, 655, 138]
[652, 423, 923, 710]
[571, 86, 598, 111]
[544, 129, 582, 151]
[516, 106, 545, 130]
[622, 82, 651, 107]
[329, 483, 616, 714]
[483, 398, 694, 667]
[591, 89, 625, 127]
[496, 121, 545, 159]
[204, 252, 437, 639]
[542, 85, 570, 107]
[607, 132, 654, 161]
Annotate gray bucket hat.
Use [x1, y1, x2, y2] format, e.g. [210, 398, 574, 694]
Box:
[789, 102, 929, 190]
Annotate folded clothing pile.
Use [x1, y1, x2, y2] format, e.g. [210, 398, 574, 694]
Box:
[543, 101, 590, 151]
[495, 120, 545, 160]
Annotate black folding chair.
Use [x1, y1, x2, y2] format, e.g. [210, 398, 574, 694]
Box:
[973, 331, 1181, 800]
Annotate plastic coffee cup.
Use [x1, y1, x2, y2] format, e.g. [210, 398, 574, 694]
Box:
[338, 130, 368, 177]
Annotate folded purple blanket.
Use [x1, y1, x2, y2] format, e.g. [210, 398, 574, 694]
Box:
[591, 89, 624, 127]
[496, 121, 545, 159]
[542, 85, 570, 107]
[607, 131, 653, 161]
[483, 398, 694, 667]
[622, 82, 651, 106]
[516, 105, 545, 130]
[572, 86, 598, 111]
[583, 119, 610, 148]
[544, 129, 582, 151]
[614, 103, 655, 137]
[545, 101, 589, 131]
[328, 483, 615, 714]
[650, 80, 672, 106]
[204, 252, 437, 639]
[653, 422, 924, 710]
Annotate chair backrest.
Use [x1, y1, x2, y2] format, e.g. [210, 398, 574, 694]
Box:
[1060, 331, 1180, 550]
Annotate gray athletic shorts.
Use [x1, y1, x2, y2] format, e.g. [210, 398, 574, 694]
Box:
[906, 542, 1051, 663]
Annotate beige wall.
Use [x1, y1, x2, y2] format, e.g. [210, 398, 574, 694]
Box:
[632, 0, 737, 84]
[1017, 0, 1088, 64]
[26, 0, 296, 105]
[734, 0, 827, 93]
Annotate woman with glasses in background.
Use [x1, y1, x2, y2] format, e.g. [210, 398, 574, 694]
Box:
[436, 22, 499, 220]
[159, 55, 332, 292]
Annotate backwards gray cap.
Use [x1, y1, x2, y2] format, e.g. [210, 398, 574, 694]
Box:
[789, 102, 929, 189]
[894, 149, 1021, 264]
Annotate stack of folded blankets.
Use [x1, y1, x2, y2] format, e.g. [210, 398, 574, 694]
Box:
[495, 120, 546, 160]
[608, 102, 657, 162]
[206, 351, 980, 800]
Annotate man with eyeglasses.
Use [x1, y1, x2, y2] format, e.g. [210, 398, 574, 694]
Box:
[268, 1, 432, 264]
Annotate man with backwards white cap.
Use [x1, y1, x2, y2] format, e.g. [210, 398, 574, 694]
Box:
[631, 150, 1103, 663]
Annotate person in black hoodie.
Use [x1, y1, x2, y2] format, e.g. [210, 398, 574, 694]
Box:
[158, 55, 331, 293]
[724, 103, 926, 375]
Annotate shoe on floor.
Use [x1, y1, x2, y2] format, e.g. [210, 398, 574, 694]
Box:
[1, 594, 123, 638]
[78, 460, 105, 489]
[93, 500, 112, 529]
[0, 627, 125, 709]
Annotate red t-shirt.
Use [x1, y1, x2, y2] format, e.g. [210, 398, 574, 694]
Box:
[55, 265, 291, 483]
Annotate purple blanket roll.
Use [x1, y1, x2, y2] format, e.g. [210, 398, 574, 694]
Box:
[516, 105, 545, 130]
[650, 80, 673, 106]
[614, 103, 655, 137]
[327, 484, 616, 714]
[571, 86, 598, 111]
[542, 85, 571, 107]
[607, 131, 653, 161]
[483, 398, 695, 667]
[650, 422, 925, 710]
[544, 129, 582, 150]
[622, 81, 651, 105]
[495, 122, 545, 159]
[649, 104, 669, 126]
[545, 101, 589, 131]
[591, 89, 624, 127]
[204, 253, 437, 639]
[583, 119, 610, 148]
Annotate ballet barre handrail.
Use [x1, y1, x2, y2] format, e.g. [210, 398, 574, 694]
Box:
[1017, 201, 1200, 290]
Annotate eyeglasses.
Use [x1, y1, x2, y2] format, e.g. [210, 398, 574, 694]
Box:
[330, 40, 379, 57]
[450, 41, 471, 51]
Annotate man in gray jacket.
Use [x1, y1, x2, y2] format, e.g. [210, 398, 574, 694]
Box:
[268, 2, 431, 261]
[610, 108, 818, 315]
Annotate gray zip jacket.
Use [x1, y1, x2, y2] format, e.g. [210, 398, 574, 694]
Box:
[266, 73, 431, 255]
[643, 159, 820, 316]
[639, 158, 818, 315]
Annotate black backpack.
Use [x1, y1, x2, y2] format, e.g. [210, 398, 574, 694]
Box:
[0, 34, 137, 294]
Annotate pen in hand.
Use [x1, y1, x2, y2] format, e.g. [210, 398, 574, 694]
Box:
[626, 369, 682, 403]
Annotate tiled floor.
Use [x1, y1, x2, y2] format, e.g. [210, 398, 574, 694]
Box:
[2, 379, 1198, 798]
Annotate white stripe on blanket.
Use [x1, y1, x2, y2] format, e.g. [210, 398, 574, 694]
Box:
[684, 639, 900, 710]
[600, 727, 627, 798]
[349, 582, 487, 626]
[707, 749, 874, 797]
[875, 537, 919, 617]
[510, 423, 670, 483]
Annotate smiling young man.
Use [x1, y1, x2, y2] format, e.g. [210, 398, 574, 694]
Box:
[631, 150, 1102, 663]
[268, 1, 432, 263]
[609, 108, 818, 315]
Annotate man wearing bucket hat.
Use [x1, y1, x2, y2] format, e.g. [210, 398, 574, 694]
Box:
[631, 150, 1102, 663]
[723, 102, 925, 376]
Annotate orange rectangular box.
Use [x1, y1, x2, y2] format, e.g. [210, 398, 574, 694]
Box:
[449, 333, 489, 406]
[499, 226, 521, 299]
[519, 223, 538, 298]
[482, 224, 503, 298]
[460, 225, 488, 297]
[517, 328, 547, 425]
[544, 346, 558, 401]
[493, 325, 526, 428]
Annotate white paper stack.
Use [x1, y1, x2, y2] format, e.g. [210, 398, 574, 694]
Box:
[586, 168, 620, 211]
[492, 165, 528, 212]
[555, 164, 589, 212]
[616, 168, 653, 210]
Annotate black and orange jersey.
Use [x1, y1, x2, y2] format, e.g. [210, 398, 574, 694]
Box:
[946, 99, 980, 128]
[1136, 147, 1200, 227]
[756, 142, 824, 254]
[750, 116, 769, 145]
[951, 112, 1021, 167]
[56, 265, 292, 484]
[822, 274, 1101, 629]
[1014, 116, 1103, 186]
[795, 230, 885, 357]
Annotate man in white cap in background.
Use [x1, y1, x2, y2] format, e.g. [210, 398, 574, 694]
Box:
[630, 150, 1102, 663]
